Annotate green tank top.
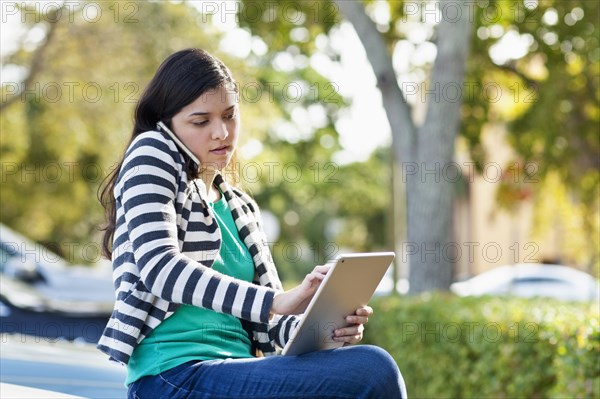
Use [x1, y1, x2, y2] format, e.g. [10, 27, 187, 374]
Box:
[126, 194, 255, 385]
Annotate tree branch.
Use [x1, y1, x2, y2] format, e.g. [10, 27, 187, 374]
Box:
[333, 0, 416, 163]
[496, 62, 540, 91]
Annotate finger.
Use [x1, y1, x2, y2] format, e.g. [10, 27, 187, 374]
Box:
[301, 272, 326, 294]
[334, 324, 364, 338]
[355, 306, 373, 317]
[346, 314, 369, 324]
[333, 332, 363, 344]
[313, 264, 331, 274]
[305, 271, 326, 283]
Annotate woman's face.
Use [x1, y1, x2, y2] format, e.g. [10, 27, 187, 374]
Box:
[170, 84, 239, 173]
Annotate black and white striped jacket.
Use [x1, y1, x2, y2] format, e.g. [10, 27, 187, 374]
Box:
[97, 131, 299, 365]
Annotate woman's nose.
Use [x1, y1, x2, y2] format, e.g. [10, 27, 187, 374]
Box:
[211, 121, 229, 140]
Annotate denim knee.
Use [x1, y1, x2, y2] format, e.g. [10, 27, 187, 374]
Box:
[352, 345, 407, 399]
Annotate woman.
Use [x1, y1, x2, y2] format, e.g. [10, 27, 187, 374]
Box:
[98, 48, 406, 399]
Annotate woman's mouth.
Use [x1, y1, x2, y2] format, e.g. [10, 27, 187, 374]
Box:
[210, 145, 230, 155]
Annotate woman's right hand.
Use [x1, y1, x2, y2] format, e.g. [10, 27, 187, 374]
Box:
[270, 264, 330, 315]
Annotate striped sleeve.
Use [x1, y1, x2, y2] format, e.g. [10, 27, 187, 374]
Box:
[117, 133, 275, 324]
[267, 314, 301, 349]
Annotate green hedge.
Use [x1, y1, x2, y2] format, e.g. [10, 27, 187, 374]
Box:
[362, 294, 599, 399]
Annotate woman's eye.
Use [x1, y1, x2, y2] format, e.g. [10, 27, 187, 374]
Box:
[192, 120, 209, 126]
[225, 113, 236, 120]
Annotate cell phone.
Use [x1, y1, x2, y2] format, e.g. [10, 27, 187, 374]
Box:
[156, 121, 200, 166]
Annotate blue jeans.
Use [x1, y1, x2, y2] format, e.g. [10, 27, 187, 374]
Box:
[127, 345, 407, 398]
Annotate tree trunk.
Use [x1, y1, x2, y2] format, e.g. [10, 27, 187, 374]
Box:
[407, 1, 472, 293]
[334, 0, 415, 294]
[336, 0, 472, 293]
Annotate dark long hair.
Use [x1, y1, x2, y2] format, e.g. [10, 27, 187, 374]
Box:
[98, 48, 237, 259]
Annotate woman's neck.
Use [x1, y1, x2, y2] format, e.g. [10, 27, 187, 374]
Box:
[198, 169, 221, 202]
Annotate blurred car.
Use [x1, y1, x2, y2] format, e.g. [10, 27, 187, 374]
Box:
[450, 263, 600, 302]
[0, 224, 114, 316]
[0, 333, 126, 398]
[1, 296, 111, 343]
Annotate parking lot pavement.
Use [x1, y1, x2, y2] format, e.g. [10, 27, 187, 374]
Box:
[1, 333, 127, 398]
[0, 300, 126, 398]
[0, 382, 86, 398]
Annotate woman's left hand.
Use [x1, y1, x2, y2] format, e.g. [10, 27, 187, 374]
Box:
[332, 305, 373, 345]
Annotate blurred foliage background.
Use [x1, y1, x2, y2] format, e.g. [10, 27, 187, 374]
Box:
[0, 1, 598, 282]
[363, 294, 599, 398]
[1, 1, 598, 397]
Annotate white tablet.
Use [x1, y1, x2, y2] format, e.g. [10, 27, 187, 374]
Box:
[281, 252, 395, 356]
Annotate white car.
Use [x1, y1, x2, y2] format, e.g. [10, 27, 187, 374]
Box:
[0, 224, 114, 316]
[450, 263, 600, 302]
